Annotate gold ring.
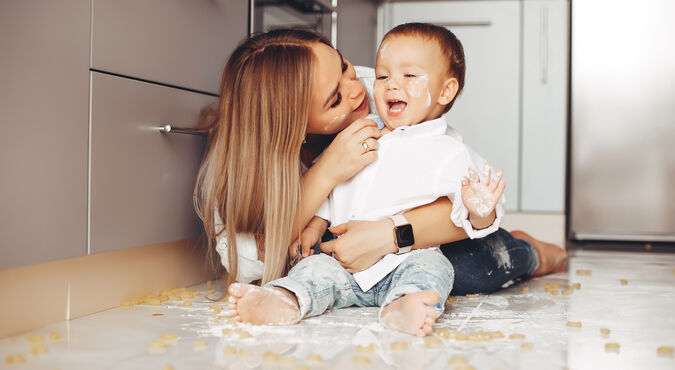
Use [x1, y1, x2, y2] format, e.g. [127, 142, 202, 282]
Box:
[361, 140, 370, 153]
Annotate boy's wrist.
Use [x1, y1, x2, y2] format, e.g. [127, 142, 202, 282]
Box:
[468, 211, 495, 230]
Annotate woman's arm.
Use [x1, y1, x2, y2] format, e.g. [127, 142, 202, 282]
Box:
[320, 196, 467, 273]
[291, 119, 381, 241]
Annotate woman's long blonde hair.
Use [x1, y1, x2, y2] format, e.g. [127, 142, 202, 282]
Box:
[195, 30, 331, 285]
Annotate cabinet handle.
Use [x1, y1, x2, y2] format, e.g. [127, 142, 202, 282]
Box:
[540, 5, 549, 84]
[158, 124, 209, 137]
[436, 21, 492, 28]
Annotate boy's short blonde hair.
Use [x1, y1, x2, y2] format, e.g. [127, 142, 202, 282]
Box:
[381, 22, 465, 113]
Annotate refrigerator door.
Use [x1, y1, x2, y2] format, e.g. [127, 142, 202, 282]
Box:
[570, 0, 675, 241]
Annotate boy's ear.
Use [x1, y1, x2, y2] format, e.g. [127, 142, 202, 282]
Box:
[437, 77, 459, 106]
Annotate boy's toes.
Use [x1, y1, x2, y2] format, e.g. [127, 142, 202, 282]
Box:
[228, 283, 245, 298]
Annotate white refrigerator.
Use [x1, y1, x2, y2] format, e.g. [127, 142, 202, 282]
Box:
[569, 0, 675, 241]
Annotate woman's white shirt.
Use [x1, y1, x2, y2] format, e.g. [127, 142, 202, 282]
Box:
[214, 211, 264, 283]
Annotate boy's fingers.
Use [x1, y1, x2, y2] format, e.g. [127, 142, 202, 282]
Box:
[301, 242, 312, 258]
[495, 180, 506, 198]
[468, 168, 479, 183]
[489, 169, 504, 191]
[481, 163, 491, 185]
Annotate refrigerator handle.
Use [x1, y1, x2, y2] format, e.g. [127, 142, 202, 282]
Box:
[540, 5, 549, 84]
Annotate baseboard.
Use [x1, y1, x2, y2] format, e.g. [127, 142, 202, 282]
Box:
[501, 212, 566, 249]
[0, 240, 214, 338]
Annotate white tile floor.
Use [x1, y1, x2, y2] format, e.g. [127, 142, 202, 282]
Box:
[2, 250, 674, 370]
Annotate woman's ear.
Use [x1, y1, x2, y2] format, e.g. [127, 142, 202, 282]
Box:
[437, 77, 459, 106]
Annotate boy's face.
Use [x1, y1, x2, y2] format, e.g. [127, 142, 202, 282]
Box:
[374, 35, 449, 130]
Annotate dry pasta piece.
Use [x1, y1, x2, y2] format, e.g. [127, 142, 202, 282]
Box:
[521, 286, 529, 293]
[550, 290, 560, 295]
[235, 328, 252, 339]
[159, 295, 169, 302]
[600, 328, 610, 336]
[238, 349, 253, 357]
[424, 337, 442, 348]
[263, 352, 280, 362]
[170, 295, 181, 301]
[28, 335, 43, 343]
[356, 344, 378, 353]
[620, 279, 628, 285]
[466, 294, 480, 299]
[120, 301, 135, 307]
[491, 331, 505, 339]
[566, 321, 582, 328]
[160, 334, 179, 343]
[390, 342, 409, 351]
[306, 354, 323, 362]
[281, 356, 295, 364]
[448, 357, 468, 365]
[657, 346, 674, 357]
[152, 314, 164, 317]
[163, 365, 174, 370]
[521, 342, 534, 350]
[509, 333, 525, 340]
[5, 355, 25, 365]
[183, 301, 192, 307]
[605, 342, 620, 353]
[149, 341, 167, 353]
[207, 289, 215, 295]
[207, 280, 213, 287]
[146, 298, 161, 306]
[572, 283, 581, 289]
[353, 356, 372, 364]
[30, 343, 47, 355]
[447, 297, 458, 303]
[223, 346, 237, 355]
[49, 332, 61, 341]
[193, 339, 207, 349]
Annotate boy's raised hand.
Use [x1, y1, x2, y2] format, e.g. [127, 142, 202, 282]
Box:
[461, 163, 506, 220]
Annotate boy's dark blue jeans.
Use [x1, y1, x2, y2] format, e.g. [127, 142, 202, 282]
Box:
[440, 228, 539, 295]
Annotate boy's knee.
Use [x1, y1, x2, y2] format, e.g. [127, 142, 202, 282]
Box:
[291, 254, 345, 278]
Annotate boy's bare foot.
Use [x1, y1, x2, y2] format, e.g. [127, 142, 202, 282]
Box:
[380, 291, 439, 337]
[227, 283, 300, 325]
[511, 230, 567, 277]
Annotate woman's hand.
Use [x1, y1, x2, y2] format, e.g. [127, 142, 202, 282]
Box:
[314, 119, 381, 188]
[319, 219, 397, 273]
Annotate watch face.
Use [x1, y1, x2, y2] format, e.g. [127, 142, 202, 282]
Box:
[395, 224, 415, 248]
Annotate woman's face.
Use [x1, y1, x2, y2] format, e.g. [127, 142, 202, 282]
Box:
[307, 42, 369, 135]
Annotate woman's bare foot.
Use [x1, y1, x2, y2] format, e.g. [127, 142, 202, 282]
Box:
[511, 230, 567, 277]
[380, 291, 439, 337]
[227, 283, 300, 325]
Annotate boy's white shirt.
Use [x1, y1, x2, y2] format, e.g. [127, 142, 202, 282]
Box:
[213, 66, 503, 286]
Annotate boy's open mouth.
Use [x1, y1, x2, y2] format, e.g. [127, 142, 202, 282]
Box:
[387, 100, 407, 116]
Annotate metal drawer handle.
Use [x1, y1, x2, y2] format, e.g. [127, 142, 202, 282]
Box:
[158, 124, 209, 137]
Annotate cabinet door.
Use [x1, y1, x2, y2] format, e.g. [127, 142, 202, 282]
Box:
[379, 1, 521, 211]
[0, 0, 90, 269]
[90, 72, 214, 254]
[92, 0, 248, 95]
[521, 0, 568, 212]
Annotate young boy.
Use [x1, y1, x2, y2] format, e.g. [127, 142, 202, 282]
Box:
[228, 23, 506, 337]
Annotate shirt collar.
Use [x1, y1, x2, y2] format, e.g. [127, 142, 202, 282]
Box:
[385, 116, 448, 139]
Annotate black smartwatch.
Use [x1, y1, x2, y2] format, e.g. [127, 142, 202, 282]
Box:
[390, 214, 414, 254]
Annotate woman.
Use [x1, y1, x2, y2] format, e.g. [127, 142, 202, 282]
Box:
[194, 29, 565, 299]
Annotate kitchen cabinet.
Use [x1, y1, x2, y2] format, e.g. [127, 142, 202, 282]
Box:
[92, 0, 249, 95]
[0, 0, 91, 269]
[521, 0, 568, 212]
[378, 0, 522, 211]
[89, 72, 214, 254]
[378, 0, 568, 212]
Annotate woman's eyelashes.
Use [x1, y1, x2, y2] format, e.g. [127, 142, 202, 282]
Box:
[330, 92, 342, 108]
[342, 61, 348, 73]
